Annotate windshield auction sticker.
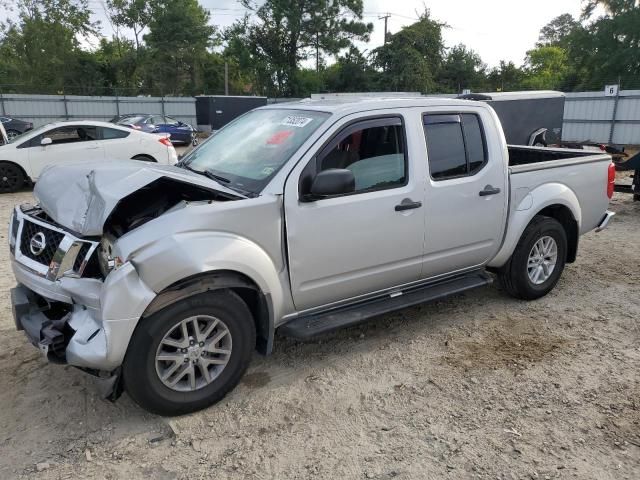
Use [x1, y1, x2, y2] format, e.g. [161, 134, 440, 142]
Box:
[281, 115, 313, 128]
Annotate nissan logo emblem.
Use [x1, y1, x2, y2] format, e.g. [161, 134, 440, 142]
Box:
[29, 232, 46, 256]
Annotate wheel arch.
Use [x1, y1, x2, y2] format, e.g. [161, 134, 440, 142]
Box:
[489, 183, 581, 268]
[142, 270, 275, 355]
[536, 204, 579, 263]
[131, 154, 157, 162]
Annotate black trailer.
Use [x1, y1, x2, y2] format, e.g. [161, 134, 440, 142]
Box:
[458, 91, 565, 146]
[195, 96, 267, 133]
[614, 151, 640, 201]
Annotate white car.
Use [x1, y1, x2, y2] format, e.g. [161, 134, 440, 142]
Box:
[0, 120, 178, 193]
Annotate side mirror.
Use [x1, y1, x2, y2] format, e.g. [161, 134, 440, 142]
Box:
[307, 169, 355, 199]
[41, 137, 52, 146]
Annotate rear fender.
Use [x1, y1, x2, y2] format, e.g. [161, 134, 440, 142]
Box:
[488, 182, 581, 268]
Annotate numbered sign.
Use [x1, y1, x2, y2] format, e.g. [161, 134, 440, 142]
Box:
[604, 85, 619, 97]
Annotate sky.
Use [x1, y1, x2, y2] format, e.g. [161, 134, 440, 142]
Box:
[3, 0, 594, 68]
[199, 0, 591, 67]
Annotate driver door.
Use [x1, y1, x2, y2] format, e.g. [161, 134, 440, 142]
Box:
[27, 125, 103, 179]
[284, 113, 427, 311]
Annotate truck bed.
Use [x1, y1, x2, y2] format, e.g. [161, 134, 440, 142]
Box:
[508, 145, 595, 168]
[507, 145, 611, 235]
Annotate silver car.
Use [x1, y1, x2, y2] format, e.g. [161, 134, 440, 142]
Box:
[9, 97, 614, 415]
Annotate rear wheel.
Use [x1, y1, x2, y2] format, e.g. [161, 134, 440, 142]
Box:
[5, 129, 20, 141]
[123, 290, 255, 416]
[0, 162, 25, 193]
[498, 216, 567, 300]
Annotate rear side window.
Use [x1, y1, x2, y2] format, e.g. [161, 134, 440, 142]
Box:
[424, 113, 487, 180]
[100, 127, 130, 140]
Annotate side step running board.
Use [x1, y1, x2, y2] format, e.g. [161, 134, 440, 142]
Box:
[279, 270, 493, 339]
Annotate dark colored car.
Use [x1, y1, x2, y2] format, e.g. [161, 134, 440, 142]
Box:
[0, 116, 34, 140]
[114, 114, 197, 145]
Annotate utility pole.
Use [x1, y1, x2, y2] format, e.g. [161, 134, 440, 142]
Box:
[379, 13, 391, 44]
[224, 62, 229, 96]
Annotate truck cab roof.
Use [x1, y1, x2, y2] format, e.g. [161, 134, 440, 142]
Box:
[263, 96, 488, 116]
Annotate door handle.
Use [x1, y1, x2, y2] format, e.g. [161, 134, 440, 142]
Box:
[395, 199, 422, 211]
[479, 185, 501, 196]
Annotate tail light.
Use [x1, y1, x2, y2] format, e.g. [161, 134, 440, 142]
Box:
[607, 162, 615, 199]
[158, 137, 172, 147]
[599, 144, 606, 151]
[130, 124, 141, 130]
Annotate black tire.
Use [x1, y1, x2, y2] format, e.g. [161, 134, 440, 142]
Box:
[5, 129, 20, 141]
[498, 215, 567, 300]
[0, 162, 25, 193]
[123, 290, 256, 416]
[132, 154, 156, 162]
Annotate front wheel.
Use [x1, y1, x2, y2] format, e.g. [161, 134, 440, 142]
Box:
[498, 216, 567, 300]
[123, 290, 256, 416]
[0, 162, 25, 193]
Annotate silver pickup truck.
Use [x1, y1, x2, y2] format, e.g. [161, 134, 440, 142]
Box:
[9, 97, 615, 415]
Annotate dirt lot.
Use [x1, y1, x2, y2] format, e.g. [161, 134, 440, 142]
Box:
[0, 172, 638, 480]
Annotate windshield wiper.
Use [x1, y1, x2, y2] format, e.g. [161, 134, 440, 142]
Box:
[177, 163, 257, 198]
[203, 169, 231, 184]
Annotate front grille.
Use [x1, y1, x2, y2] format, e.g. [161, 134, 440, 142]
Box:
[72, 242, 91, 272]
[19, 220, 65, 266]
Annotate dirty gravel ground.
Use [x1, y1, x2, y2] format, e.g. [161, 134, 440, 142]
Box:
[0, 173, 638, 480]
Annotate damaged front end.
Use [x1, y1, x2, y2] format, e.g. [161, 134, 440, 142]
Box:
[10, 162, 246, 400]
[9, 203, 133, 400]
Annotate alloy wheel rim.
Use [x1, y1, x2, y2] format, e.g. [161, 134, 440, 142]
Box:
[527, 236, 558, 285]
[155, 315, 232, 392]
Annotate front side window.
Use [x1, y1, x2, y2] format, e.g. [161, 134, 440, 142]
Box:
[424, 113, 487, 180]
[43, 126, 98, 145]
[315, 118, 406, 193]
[182, 108, 330, 195]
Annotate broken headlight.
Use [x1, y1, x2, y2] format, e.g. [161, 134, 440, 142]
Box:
[98, 234, 124, 277]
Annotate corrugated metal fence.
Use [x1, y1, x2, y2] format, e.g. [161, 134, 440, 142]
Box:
[0, 93, 196, 127]
[563, 89, 640, 145]
[2, 91, 639, 145]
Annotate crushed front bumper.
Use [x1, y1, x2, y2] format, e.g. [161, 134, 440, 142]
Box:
[10, 207, 157, 399]
[11, 283, 122, 399]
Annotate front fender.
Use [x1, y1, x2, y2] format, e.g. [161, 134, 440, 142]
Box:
[488, 182, 582, 268]
[126, 231, 286, 321]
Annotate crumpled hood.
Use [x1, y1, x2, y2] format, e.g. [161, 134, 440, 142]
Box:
[34, 160, 242, 236]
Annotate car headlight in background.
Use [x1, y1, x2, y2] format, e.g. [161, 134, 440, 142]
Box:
[98, 234, 124, 277]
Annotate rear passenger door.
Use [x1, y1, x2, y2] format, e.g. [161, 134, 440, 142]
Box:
[422, 111, 508, 278]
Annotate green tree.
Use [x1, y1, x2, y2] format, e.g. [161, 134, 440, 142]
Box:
[372, 10, 446, 93]
[324, 46, 377, 92]
[537, 13, 580, 47]
[0, 0, 97, 93]
[522, 45, 569, 90]
[105, 0, 152, 52]
[143, 0, 215, 95]
[438, 44, 487, 93]
[240, 0, 372, 96]
[486, 61, 525, 92]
